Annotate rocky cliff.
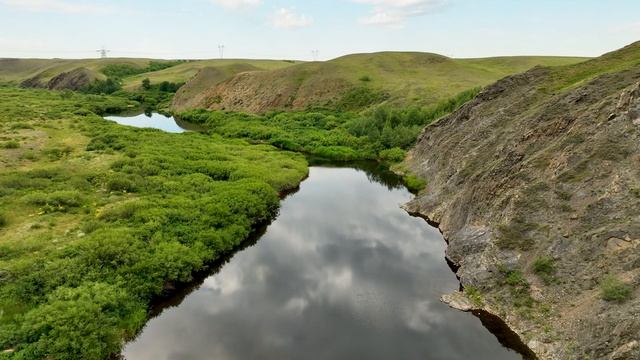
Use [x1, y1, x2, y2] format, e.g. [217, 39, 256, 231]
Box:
[405, 41, 640, 359]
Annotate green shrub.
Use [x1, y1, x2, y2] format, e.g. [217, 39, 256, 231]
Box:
[0, 212, 6, 228]
[337, 87, 390, 110]
[379, 147, 406, 163]
[25, 190, 83, 213]
[13, 282, 146, 360]
[2, 140, 19, 149]
[106, 176, 139, 193]
[600, 275, 632, 302]
[43, 146, 73, 160]
[102, 61, 183, 79]
[142, 78, 151, 90]
[359, 75, 372, 82]
[464, 286, 483, 307]
[505, 270, 528, 287]
[83, 78, 122, 95]
[10, 123, 34, 130]
[403, 174, 426, 193]
[500, 268, 534, 308]
[533, 256, 556, 285]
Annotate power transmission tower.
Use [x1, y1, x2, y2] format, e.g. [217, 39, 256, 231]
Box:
[218, 45, 225, 59]
[311, 50, 319, 61]
[96, 47, 111, 58]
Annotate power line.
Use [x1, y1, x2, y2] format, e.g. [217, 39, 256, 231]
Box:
[311, 50, 319, 61]
[218, 45, 225, 59]
[96, 47, 111, 58]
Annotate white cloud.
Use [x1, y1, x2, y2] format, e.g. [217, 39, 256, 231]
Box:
[211, 0, 262, 10]
[353, 0, 448, 27]
[0, 0, 111, 13]
[268, 8, 313, 29]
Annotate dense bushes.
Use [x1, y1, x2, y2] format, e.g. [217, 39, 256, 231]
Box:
[83, 78, 121, 95]
[336, 87, 389, 110]
[0, 87, 308, 359]
[10, 283, 146, 360]
[24, 190, 84, 213]
[378, 147, 407, 163]
[83, 61, 185, 105]
[0, 83, 478, 358]
[101, 61, 184, 79]
[178, 88, 479, 163]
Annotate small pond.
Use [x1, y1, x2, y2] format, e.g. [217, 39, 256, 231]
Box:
[104, 112, 200, 133]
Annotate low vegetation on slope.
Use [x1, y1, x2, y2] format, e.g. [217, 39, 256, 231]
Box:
[0, 87, 307, 359]
[404, 41, 640, 358]
[171, 52, 587, 113]
[0, 58, 300, 112]
[0, 58, 297, 88]
[178, 87, 480, 162]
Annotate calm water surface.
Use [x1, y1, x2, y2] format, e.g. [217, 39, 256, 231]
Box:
[104, 112, 193, 133]
[122, 164, 520, 360]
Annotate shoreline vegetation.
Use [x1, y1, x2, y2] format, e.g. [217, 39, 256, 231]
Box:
[0, 53, 592, 359]
[0, 87, 308, 359]
[0, 80, 464, 357]
[0, 85, 447, 358]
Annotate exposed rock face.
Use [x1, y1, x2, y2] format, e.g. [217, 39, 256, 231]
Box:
[405, 42, 640, 359]
[46, 67, 95, 91]
[20, 67, 95, 91]
[171, 64, 261, 112]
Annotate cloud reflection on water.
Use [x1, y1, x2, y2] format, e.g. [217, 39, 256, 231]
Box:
[123, 166, 518, 360]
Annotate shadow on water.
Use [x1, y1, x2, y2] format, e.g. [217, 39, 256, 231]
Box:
[473, 310, 537, 360]
[306, 157, 405, 191]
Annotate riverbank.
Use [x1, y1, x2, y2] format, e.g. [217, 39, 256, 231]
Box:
[121, 165, 521, 360]
[0, 87, 308, 359]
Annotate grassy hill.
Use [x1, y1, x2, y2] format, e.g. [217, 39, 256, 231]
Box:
[120, 59, 301, 90]
[171, 52, 588, 113]
[0, 58, 300, 90]
[0, 58, 154, 84]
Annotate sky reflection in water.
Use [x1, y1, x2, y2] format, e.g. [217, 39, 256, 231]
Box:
[104, 112, 187, 133]
[123, 166, 518, 360]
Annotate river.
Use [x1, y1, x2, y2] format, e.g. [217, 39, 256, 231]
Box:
[106, 114, 522, 360]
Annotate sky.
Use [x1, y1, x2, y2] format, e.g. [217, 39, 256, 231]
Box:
[0, 0, 639, 60]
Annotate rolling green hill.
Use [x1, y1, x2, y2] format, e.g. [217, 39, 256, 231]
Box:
[171, 52, 588, 113]
[120, 59, 301, 90]
[0, 58, 301, 90]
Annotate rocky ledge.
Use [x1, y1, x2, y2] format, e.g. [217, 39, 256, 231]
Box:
[405, 42, 640, 359]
